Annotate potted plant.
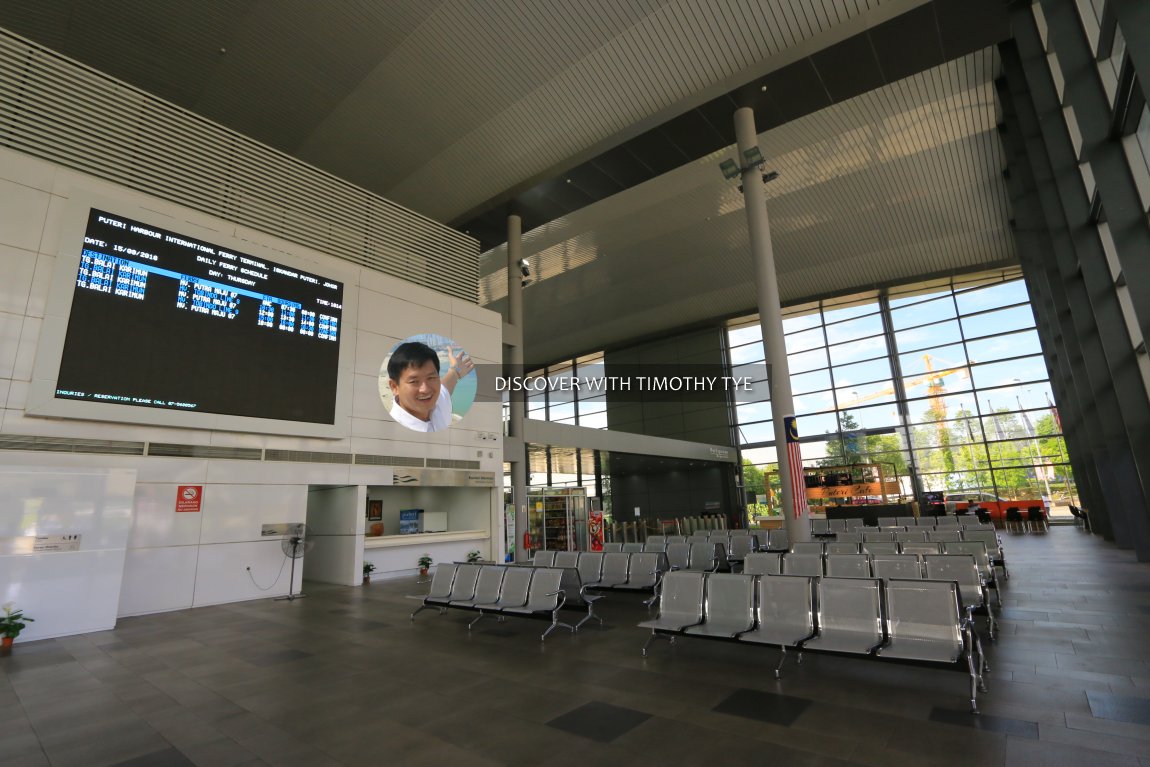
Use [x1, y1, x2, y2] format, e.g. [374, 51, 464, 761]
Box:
[362, 561, 376, 584]
[466, 550, 481, 563]
[0, 602, 33, 656]
[417, 553, 433, 576]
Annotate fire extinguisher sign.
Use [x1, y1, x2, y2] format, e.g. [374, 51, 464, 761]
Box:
[175, 485, 203, 513]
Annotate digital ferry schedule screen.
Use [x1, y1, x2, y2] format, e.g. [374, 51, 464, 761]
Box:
[55, 209, 345, 424]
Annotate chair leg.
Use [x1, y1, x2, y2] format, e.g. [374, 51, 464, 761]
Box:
[575, 602, 604, 631]
[541, 610, 575, 642]
[774, 645, 788, 679]
[642, 631, 674, 657]
[468, 611, 485, 630]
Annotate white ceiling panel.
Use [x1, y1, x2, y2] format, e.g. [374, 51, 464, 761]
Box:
[480, 48, 1013, 362]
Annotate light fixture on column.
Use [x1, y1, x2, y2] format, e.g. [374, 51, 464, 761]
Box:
[719, 144, 779, 191]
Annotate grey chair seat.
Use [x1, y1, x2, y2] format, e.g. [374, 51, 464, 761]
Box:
[803, 577, 884, 655]
[683, 574, 754, 638]
[739, 574, 815, 648]
[879, 634, 963, 664]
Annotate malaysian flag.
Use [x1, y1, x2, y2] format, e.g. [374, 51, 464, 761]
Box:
[1046, 392, 1062, 432]
[783, 416, 809, 520]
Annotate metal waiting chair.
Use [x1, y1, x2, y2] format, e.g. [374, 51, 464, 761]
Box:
[810, 519, 831, 536]
[826, 542, 861, 555]
[740, 574, 817, 677]
[790, 541, 824, 556]
[622, 542, 644, 553]
[878, 579, 986, 713]
[532, 550, 556, 567]
[742, 552, 782, 576]
[782, 553, 823, 577]
[683, 573, 756, 639]
[687, 541, 723, 572]
[922, 553, 996, 640]
[666, 542, 692, 571]
[871, 553, 922, 580]
[410, 563, 460, 619]
[639, 571, 706, 655]
[901, 541, 942, 556]
[597, 553, 631, 588]
[825, 553, 870, 578]
[470, 566, 533, 627]
[552, 551, 580, 569]
[836, 531, 864, 543]
[767, 528, 790, 552]
[502, 567, 573, 641]
[601, 542, 623, 553]
[942, 541, 1001, 605]
[862, 541, 901, 556]
[802, 577, 885, 655]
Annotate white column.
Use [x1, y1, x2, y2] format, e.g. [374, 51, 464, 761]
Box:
[734, 107, 810, 542]
[506, 213, 529, 561]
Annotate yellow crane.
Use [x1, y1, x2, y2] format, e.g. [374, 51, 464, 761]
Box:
[837, 354, 970, 417]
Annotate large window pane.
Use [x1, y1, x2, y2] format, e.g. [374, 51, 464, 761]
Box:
[961, 305, 1036, 339]
[965, 329, 1042, 363]
[785, 327, 827, 354]
[903, 367, 973, 400]
[792, 368, 833, 395]
[955, 280, 1030, 315]
[782, 311, 822, 334]
[824, 313, 884, 344]
[788, 347, 830, 374]
[890, 295, 957, 330]
[738, 420, 775, 444]
[895, 320, 963, 352]
[797, 411, 840, 436]
[736, 400, 772, 424]
[979, 381, 1055, 412]
[847, 402, 900, 430]
[728, 324, 762, 346]
[832, 357, 892, 387]
[730, 342, 763, 365]
[828, 335, 889, 366]
[905, 393, 977, 424]
[899, 344, 968, 376]
[794, 390, 836, 416]
[836, 379, 895, 409]
[970, 355, 1047, 390]
[822, 298, 879, 324]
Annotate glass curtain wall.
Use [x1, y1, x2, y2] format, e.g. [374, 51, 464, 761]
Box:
[729, 268, 1076, 514]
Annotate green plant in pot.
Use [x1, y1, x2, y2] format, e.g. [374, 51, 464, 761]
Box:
[417, 553, 433, 576]
[0, 602, 33, 655]
[466, 550, 481, 563]
[362, 561, 376, 584]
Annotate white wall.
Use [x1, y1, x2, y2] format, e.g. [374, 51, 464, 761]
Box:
[0, 147, 503, 620]
[304, 485, 364, 586]
[0, 467, 135, 640]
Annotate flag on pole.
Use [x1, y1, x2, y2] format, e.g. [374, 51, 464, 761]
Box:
[1046, 392, 1062, 432]
[987, 399, 1007, 441]
[783, 416, 808, 520]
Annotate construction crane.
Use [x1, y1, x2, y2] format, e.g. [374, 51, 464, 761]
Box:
[837, 355, 970, 416]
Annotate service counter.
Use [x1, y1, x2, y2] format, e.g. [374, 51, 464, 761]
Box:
[362, 530, 491, 578]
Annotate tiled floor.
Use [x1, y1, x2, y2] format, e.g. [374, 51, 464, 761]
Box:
[3, 525, 1150, 766]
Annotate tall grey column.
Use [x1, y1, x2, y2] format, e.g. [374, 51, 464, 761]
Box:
[507, 213, 529, 561]
[734, 107, 809, 542]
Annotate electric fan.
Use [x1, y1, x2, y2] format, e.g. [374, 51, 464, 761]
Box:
[275, 523, 315, 601]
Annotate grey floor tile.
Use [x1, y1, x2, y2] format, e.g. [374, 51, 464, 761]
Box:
[928, 706, 1039, 738]
[1089, 691, 1150, 726]
[546, 700, 652, 743]
[712, 687, 811, 726]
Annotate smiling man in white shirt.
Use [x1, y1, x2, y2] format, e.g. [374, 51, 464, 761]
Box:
[386, 341, 473, 433]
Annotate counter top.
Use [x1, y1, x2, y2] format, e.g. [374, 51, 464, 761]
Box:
[364, 530, 489, 548]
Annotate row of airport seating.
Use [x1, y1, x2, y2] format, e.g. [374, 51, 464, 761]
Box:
[640, 571, 988, 713]
[831, 526, 1008, 580]
[747, 550, 997, 637]
[411, 563, 609, 639]
[811, 516, 974, 534]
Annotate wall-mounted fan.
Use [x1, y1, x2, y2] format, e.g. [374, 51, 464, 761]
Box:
[275, 523, 314, 602]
